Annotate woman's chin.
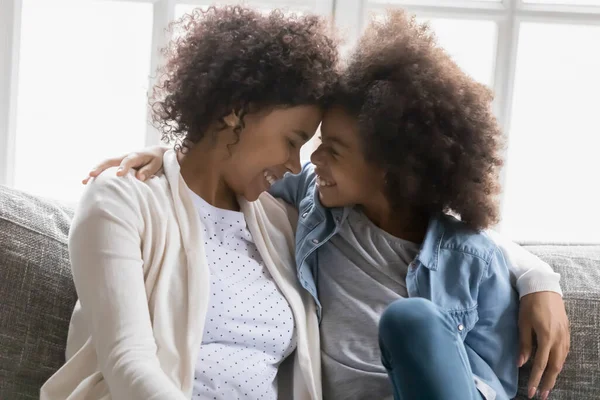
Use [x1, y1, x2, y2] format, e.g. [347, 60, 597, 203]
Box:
[244, 190, 263, 202]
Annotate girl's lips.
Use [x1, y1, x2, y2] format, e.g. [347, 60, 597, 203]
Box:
[316, 175, 336, 187]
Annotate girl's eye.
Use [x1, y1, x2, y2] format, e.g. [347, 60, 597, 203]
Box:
[288, 139, 296, 148]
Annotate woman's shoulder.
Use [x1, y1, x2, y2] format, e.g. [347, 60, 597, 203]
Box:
[76, 168, 172, 220]
[88, 168, 169, 197]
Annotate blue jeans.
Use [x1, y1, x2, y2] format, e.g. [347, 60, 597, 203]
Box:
[379, 298, 484, 400]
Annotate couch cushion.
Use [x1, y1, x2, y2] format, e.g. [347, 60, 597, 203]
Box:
[0, 185, 76, 399]
[516, 244, 600, 399]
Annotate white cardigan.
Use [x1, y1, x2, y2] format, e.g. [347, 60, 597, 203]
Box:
[40, 150, 321, 400]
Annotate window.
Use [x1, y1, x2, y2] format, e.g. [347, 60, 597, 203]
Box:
[1, 0, 599, 242]
[12, 0, 153, 202]
[175, 1, 309, 19]
[418, 18, 497, 87]
[525, 0, 600, 5]
[502, 22, 600, 243]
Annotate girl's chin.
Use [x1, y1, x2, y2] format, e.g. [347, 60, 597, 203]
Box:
[317, 187, 338, 207]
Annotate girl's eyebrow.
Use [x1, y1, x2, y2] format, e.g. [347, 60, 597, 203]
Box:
[324, 135, 350, 149]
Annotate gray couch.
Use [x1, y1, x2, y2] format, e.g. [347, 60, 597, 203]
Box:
[1, 184, 599, 399]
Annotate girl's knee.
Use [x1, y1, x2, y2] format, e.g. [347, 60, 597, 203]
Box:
[379, 298, 439, 340]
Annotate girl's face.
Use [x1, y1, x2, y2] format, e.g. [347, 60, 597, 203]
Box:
[311, 106, 386, 208]
[224, 105, 322, 202]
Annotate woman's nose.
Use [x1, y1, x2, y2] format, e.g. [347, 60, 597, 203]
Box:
[285, 150, 302, 174]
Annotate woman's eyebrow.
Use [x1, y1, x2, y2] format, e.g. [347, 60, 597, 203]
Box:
[292, 130, 310, 142]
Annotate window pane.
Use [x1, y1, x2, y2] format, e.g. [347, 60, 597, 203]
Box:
[418, 18, 497, 87]
[175, 2, 309, 20]
[175, 3, 211, 19]
[369, 0, 501, 3]
[14, 0, 153, 202]
[368, 12, 497, 87]
[524, 0, 600, 5]
[503, 23, 600, 243]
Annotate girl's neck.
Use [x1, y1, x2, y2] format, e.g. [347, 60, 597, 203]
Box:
[177, 141, 240, 212]
[361, 196, 428, 244]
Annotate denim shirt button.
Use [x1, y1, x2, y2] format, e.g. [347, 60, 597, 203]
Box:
[312, 239, 319, 244]
[458, 324, 464, 332]
[302, 212, 308, 218]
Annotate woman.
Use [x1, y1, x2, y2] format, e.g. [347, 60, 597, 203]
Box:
[92, 10, 570, 400]
[41, 6, 339, 400]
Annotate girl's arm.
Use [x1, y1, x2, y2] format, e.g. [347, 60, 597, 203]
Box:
[268, 162, 317, 210]
[487, 229, 561, 297]
[83, 145, 169, 184]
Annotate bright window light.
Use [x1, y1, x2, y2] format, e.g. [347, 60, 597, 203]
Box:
[14, 0, 153, 202]
[502, 22, 600, 243]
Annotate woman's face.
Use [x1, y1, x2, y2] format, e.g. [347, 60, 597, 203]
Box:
[225, 105, 322, 201]
[311, 106, 385, 208]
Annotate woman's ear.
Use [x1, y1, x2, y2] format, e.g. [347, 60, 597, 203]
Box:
[223, 110, 240, 128]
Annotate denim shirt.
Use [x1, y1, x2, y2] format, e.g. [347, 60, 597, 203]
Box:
[270, 162, 519, 399]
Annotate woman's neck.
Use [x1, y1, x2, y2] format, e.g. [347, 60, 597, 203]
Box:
[361, 196, 428, 243]
[178, 141, 240, 211]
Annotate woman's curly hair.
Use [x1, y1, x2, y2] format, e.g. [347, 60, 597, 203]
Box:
[151, 5, 339, 147]
[334, 10, 504, 230]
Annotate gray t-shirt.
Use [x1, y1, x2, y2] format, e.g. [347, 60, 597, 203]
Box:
[318, 208, 420, 400]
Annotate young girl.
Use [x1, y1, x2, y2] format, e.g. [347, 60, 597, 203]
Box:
[41, 6, 339, 400]
[88, 10, 569, 400]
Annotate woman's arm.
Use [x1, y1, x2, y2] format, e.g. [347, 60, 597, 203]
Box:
[487, 230, 561, 297]
[70, 171, 186, 400]
[487, 231, 569, 400]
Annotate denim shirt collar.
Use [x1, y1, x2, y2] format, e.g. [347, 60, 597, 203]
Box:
[314, 179, 445, 271]
[414, 213, 447, 271]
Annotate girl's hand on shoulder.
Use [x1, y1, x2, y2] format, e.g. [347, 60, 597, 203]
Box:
[82, 146, 169, 184]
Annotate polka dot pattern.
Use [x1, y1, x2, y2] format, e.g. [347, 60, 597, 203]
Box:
[188, 190, 297, 400]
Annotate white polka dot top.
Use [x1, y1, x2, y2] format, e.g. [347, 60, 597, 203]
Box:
[188, 189, 297, 400]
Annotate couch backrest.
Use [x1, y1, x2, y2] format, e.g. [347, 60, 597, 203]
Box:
[0, 185, 76, 399]
[1, 185, 599, 399]
[516, 244, 600, 399]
